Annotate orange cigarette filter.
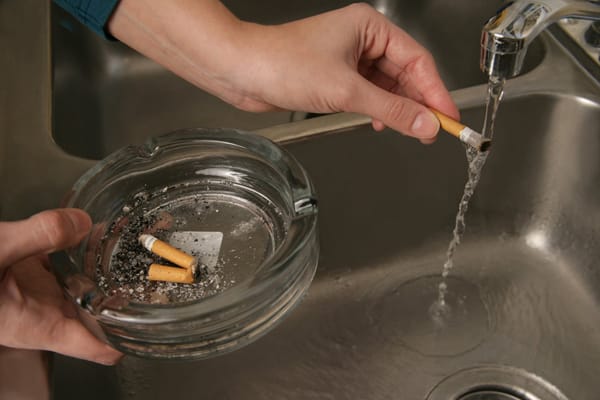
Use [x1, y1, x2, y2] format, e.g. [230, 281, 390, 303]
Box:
[139, 234, 197, 272]
[148, 264, 194, 284]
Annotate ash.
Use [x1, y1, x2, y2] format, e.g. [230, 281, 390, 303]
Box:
[96, 192, 229, 305]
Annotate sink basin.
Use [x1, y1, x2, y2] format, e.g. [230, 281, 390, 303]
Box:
[0, 0, 579, 398]
[52, 92, 600, 399]
[50, 0, 544, 159]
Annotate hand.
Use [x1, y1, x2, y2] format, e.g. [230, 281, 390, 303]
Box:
[108, 1, 459, 143]
[0, 209, 122, 365]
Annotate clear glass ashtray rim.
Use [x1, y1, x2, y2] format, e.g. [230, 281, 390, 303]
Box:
[54, 128, 319, 327]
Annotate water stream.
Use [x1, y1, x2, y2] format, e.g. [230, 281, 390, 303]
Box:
[430, 77, 505, 324]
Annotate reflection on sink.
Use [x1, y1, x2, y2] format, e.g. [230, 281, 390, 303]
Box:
[51, 0, 544, 159]
[53, 93, 600, 399]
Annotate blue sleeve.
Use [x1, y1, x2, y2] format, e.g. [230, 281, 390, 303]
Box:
[53, 0, 121, 40]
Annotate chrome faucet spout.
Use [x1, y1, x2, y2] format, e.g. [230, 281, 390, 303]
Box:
[481, 0, 600, 79]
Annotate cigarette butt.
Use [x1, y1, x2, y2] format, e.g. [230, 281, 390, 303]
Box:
[429, 108, 491, 152]
[139, 234, 197, 272]
[148, 264, 194, 284]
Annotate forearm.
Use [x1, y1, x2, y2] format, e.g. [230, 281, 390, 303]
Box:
[107, 0, 253, 106]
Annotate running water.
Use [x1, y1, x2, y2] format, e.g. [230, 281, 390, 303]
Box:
[430, 77, 505, 323]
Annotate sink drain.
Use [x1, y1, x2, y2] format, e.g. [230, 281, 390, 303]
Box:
[427, 366, 569, 400]
[459, 390, 523, 400]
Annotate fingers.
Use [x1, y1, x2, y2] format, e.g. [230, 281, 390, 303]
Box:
[348, 77, 440, 140]
[0, 264, 122, 366]
[348, 9, 459, 140]
[356, 10, 458, 130]
[47, 317, 123, 366]
[373, 22, 459, 120]
[0, 209, 92, 270]
[376, 55, 459, 121]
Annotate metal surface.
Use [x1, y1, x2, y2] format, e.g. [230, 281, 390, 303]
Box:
[459, 393, 521, 400]
[560, 19, 600, 71]
[585, 20, 600, 47]
[2, 0, 600, 399]
[480, 0, 600, 78]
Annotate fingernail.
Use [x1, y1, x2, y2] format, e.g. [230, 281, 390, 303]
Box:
[411, 111, 439, 139]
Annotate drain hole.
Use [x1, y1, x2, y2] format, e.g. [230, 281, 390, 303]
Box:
[459, 388, 525, 400]
[427, 366, 569, 400]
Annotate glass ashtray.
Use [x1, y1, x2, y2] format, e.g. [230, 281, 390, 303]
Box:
[52, 128, 318, 359]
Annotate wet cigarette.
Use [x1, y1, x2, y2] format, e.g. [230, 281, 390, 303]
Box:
[429, 109, 491, 152]
[148, 264, 194, 284]
[139, 234, 197, 273]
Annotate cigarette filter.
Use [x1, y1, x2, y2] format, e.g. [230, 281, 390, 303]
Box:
[139, 234, 197, 272]
[148, 264, 194, 284]
[429, 109, 491, 152]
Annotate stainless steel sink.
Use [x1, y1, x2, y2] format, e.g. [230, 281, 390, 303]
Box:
[52, 91, 600, 400]
[51, 0, 544, 159]
[2, 1, 600, 399]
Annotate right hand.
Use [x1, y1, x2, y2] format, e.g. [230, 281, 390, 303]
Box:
[109, 1, 458, 143]
[0, 209, 122, 365]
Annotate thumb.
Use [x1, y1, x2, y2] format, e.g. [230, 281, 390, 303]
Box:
[0, 209, 92, 269]
[349, 78, 440, 140]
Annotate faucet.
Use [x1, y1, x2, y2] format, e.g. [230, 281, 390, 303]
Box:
[480, 0, 600, 79]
